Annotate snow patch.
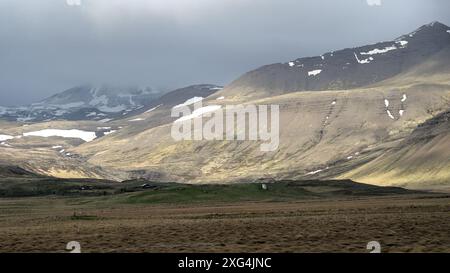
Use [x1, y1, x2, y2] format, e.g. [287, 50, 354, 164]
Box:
[129, 118, 144, 122]
[54, 110, 68, 116]
[173, 97, 204, 109]
[86, 112, 98, 117]
[217, 96, 225, 100]
[0, 135, 14, 141]
[399, 110, 405, 117]
[17, 116, 35, 122]
[175, 105, 222, 123]
[145, 104, 162, 113]
[307, 169, 323, 175]
[386, 110, 395, 120]
[288, 62, 295, 67]
[104, 130, 117, 136]
[23, 129, 97, 142]
[396, 40, 408, 48]
[384, 99, 389, 108]
[401, 94, 407, 102]
[210, 87, 223, 91]
[308, 69, 322, 76]
[361, 45, 397, 55]
[354, 53, 373, 64]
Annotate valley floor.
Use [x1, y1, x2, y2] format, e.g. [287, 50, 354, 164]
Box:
[1, 194, 449, 253]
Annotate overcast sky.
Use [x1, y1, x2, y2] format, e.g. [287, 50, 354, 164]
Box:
[1, 0, 449, 106]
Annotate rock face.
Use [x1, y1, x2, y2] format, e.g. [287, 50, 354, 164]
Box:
[219, 22, 450, 99]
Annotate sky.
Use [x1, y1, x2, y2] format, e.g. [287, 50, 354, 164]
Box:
[1, 0, 449, 106]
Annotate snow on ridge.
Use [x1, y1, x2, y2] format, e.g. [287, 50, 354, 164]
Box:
[308, 69, 322, 76]
[0, 135, 14, 141]
[209, 86, 223, 91]
[23, 129, 97, 142]
[173, 97, 204, 109]
[175, 105, 222, 123]
[360, 45, 397, 55]
[217, 96, 225, 100]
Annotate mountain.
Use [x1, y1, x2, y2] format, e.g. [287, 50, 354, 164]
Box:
[1, 22, 449, 191]
[0, 84, 222, 123]
[0, 85, 161, 122]
[67, 22, 450, 190]
[0, 84, 223, 180]
[213, 21, 450, 100]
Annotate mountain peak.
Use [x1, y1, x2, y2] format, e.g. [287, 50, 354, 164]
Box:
[425, 21, 448, 28]
[410, 21, 450, 34]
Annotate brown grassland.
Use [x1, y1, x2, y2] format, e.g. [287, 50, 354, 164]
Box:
[0, 194, 449, 253]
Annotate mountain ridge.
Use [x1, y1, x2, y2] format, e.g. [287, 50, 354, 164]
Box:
[214, 21, 450, 100]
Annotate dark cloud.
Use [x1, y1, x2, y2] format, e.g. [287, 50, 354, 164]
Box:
[1, 0, 449, 106]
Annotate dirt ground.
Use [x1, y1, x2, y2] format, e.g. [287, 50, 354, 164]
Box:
[0, 194, 449, 253]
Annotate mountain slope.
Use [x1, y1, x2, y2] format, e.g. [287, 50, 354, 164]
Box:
[69, 22, 450, 190]
[338, 109, 450, 191]
[214, 21, 450, 100]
